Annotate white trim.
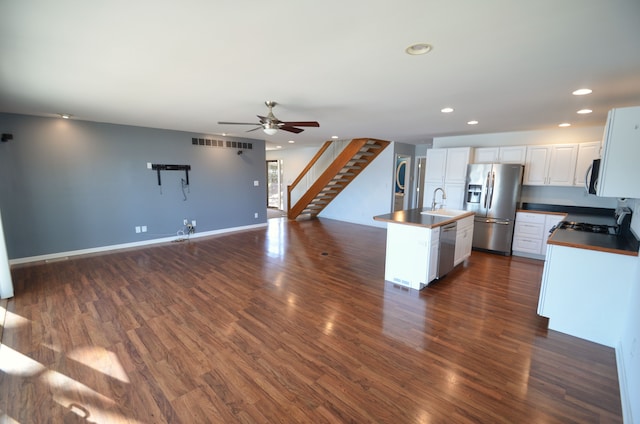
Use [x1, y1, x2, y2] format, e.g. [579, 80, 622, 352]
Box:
[8, 223, 268, 266]
[616, 341, 633, 424]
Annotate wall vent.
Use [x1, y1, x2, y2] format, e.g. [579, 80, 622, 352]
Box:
[192, 138, 251, 150]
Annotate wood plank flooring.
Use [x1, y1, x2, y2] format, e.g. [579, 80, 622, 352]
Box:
[0, 217, 622, 423]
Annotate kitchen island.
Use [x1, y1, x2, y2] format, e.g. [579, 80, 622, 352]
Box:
[374, 208, 474, 290]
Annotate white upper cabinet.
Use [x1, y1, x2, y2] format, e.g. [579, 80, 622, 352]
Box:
[444, 147, 472, 183]
[425, 147, 471, 183]
[424, 148, 448, 182]
[498, 146, 527, 164]
[474, 146, 526, 164]
[424, 147, 472, 209]
[523, 144, 578, 186]
[597, 106, 640, 198]
[473, 147, 499, 163]
[573, 141, 601, 187]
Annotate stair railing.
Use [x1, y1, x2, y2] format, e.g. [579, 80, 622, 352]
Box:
[287, 139, 351, 216]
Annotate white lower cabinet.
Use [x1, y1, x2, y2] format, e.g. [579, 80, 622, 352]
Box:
[538, 244, 635, 347]
[512, 211, 564, 259]
[384, 223, 440, 290]
[454, 215, 474, 266]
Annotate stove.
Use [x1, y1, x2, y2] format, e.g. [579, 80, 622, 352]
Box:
[552, 221, 618, 235]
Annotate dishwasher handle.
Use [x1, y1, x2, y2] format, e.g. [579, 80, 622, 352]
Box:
[441, 222, 457, 232]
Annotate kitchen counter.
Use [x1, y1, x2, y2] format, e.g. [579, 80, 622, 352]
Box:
[373, 208, 475, 228]
[548, 226, 639, 256]
[519, 203, 639, 257]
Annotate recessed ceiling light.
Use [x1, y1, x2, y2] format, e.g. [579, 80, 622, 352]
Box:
[577, 109, 592, 114]
[331, 135, 339, 139]
[467, 120, 478, 125]
[405, 43, 433, 56]
[441, 107, 454, 113]
[559, 122, 571, 127]
[60, 114, 71, 119]
[572, 88, 592, 96]
[288, 140, 295, 144]
[276, 145, 282, 149]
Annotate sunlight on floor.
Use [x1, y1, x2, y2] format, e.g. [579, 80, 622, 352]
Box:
[1, 309, 141, 423]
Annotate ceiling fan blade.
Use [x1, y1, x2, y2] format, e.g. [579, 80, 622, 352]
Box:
[246, 126, 263, 132]
[279, 126, 305, 134]
[218, 121, 261, 126]
[281, 121, 320, 127]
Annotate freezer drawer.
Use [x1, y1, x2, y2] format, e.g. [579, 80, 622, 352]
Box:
[472, 218, 515, 255]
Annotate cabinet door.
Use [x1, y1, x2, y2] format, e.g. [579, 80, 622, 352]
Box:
[547, 144, 578, 186]
[573, 142, 601, 187]
[523, 146, 551, 185]
[473, 147, 499, 164]
[444, 147, 471, 183]
[454, 216, 474, 265]
[423, 181, 442, 209]
[425, 148, 447, 182]
[498, 146, 526, 164]
[443, 182, 465, 210]
[598, 106, 640, 198]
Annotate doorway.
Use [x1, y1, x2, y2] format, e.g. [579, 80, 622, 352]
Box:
[393, 155, 411, 211]
[266, 159, 285, 214]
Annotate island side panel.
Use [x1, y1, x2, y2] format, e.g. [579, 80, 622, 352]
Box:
[384, 222, 439, 290]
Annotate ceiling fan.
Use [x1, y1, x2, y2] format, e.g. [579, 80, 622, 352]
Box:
[218, 101, 320, 135]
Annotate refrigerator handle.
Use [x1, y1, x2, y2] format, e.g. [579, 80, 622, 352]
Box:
[488, 172, 495, 209]
[483, 172, 491, 208]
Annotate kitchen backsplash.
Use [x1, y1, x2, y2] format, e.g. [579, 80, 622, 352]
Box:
[520, 185, 618, 209]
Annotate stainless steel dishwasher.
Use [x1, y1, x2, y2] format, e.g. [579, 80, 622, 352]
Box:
[437, 222, 457, 278]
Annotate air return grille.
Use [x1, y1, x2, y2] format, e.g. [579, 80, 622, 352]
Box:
[191, 138, 252, 150]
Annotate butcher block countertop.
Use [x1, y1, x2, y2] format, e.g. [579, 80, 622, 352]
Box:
[373, 208, 474, 229]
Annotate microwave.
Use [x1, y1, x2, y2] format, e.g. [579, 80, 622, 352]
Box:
[587, 159, 600, 194]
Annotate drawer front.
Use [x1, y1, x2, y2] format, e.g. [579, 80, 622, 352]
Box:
[515, 221, 544, 238]
[516, 212, 546, 224]
[512, 236, 543, 254]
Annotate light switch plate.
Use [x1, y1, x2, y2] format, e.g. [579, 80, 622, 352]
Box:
[254, 180, 259, 186]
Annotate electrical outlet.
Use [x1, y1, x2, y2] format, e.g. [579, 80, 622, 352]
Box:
[135, 226, 141, 233]
[254, 212, 258, 218]
[254, 180, 259, 186]
[191, 220, 196, 227]
[183, 219, 188, 225]
[141, 226, 147, 232]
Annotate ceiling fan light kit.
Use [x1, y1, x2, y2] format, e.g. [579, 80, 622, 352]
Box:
[218, 101, 320, 136]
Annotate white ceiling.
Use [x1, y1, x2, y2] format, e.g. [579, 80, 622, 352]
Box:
[1, 1, 639, 150]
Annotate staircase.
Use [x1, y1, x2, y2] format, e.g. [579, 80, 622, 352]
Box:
[287, 138, 390, 220]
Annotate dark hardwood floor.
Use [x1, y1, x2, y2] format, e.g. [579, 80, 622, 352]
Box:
[0, 217, 622, 423]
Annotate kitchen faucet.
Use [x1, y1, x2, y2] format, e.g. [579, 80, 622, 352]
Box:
[431, 187, 447, 211]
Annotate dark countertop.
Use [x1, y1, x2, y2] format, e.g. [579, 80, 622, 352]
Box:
[373, 208, 475, 229]
[523, 204, 640, 256]
[548, 228, 639, 256]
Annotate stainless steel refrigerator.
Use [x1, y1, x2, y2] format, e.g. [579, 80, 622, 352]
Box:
[463, 163, 524, 255]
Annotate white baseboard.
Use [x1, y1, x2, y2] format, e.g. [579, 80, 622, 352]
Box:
[8, 223, 268, 266]
[616, 341, 633, 424]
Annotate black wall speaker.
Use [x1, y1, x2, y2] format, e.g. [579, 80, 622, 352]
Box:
[1, 133, 13, 142]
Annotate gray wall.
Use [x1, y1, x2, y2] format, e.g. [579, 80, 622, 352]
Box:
[0, 113, 266, 260]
